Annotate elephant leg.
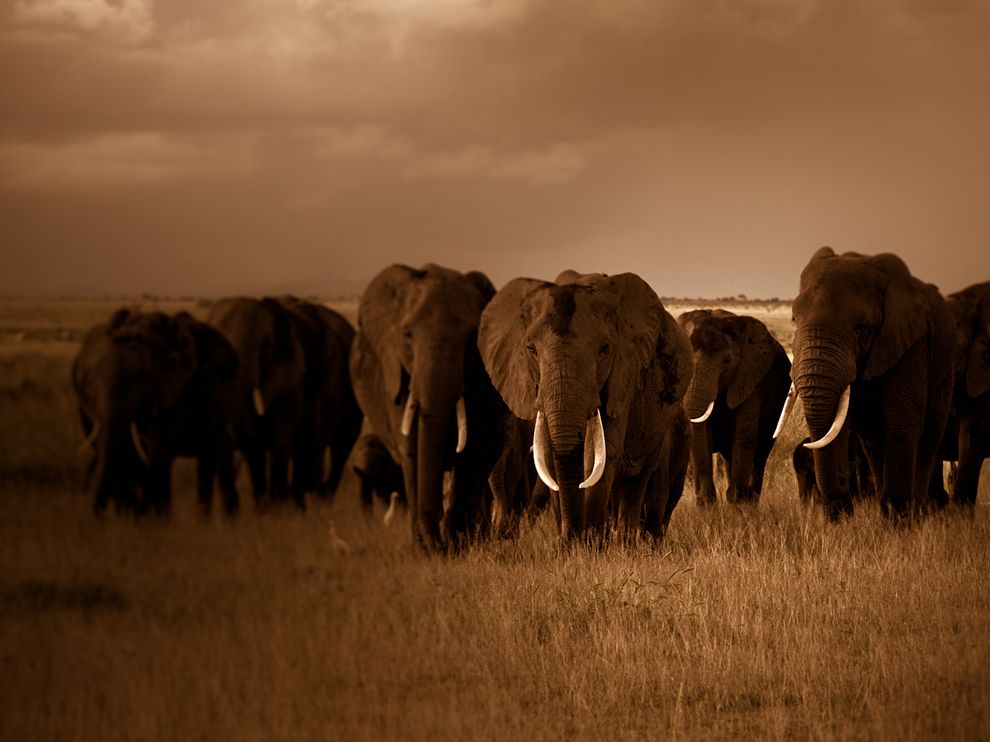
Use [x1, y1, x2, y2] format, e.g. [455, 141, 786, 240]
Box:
[727, 410, 759, 503]
[214, 436, 239, 517]
[399, 448, 422, 547]
[144, 461, 172, 519]
[488, 464, 512, 539]
[270, 418, 300, 509]
[246, 447, 268, 510]
[751, 431, 775, 500]
[290, 420, 320, 500]
[954, 417, 983, 507]
[616, 475, 649, 538]
[812, 425, 854, 520]
[197, 455, 217, 516]
[881, 429, 918, 518]
[327, 424, 361, 498]
[689, 423, 716, 506]
[662, 417, 689, 532]
[357, 475, 375, 512]
[271, 445, 298, 509]
[448, 442, 502, 545]
[584, 463, 618, 542]
[642, 465, 674, 541]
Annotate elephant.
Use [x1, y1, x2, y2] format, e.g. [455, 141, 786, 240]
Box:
[478, 270, 694, 542]
[208, 296, 361, 510]
[72, 309, 240, 517]
[792, 435, 876, 505]
[349, 264, 508, 550]
[775, 247, 955, 519]
[351, 433, 406, 522]
[276, 297, 363, 499]
[677, 309, 791, 505]
[208, 297, 307, 509]
[939, 282, 990, 506]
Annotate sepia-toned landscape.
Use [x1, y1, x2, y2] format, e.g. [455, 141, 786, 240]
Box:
[2, 297, 987, 740]
[4, 1, 990, 739]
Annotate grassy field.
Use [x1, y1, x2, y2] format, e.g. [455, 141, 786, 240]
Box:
[1, 298, 988, 741]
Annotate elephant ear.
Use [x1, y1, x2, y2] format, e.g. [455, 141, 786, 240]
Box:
[655, 307, 695, 409]
[727, 317, 776, 409]
[676, 309, 710, 336]
[478, 278, 546, 419]
[359, 264, 422, 405]
[465, 271, 497, 305]
[863, 253, 929, 380]
[597, 273, 666, 418]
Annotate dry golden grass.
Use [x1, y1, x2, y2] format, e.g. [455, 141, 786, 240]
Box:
[1, 298, 988, 741]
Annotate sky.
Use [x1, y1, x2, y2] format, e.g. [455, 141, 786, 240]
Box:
[1, 0, 989, 299]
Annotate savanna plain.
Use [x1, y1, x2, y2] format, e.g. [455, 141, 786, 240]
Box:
[1, 297, 988, 741]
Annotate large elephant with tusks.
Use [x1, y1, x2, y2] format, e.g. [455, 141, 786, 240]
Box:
[478, 271, 693, 542]
[776, 248, 955, 519]
[349, 264, 508, 550]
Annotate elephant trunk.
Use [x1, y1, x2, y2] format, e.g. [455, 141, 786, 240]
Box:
[684, 361, 720, 423]
[412, 350, 464, 547]
[539, 363, 601, 540]
[792, 327, 856, 516]
[92, 401, 137, 515]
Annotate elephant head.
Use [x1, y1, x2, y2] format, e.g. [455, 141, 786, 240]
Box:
[206, 297, 305, 421]
[351, 264, 496, 547]
[73, 309, 198, 514]
[781, 247, 933, 449]
[946, 282, 990, 400]
[677, 310, 779, 423]
[478, 271, 692, 539]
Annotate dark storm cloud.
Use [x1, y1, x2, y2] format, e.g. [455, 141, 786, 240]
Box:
[1, 0, 989, 297]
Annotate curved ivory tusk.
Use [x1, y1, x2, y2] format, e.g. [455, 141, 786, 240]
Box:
[77, 422, 100, 454]
[804, 385, 851, 450]
[579, 408, 607, 490]
[252, 387, 265, 417]
[773, 382, 797, 439]
[455, 396, 468, 453]
[130, 422, 150, 466]
[689, 400, 715, 424]
[383, 491, 400, 526]
[400, 394, 417, 437]
[532, 411, 559, 492]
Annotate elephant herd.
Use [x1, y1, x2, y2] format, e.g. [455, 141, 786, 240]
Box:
[71, 249, 990, 549]
[73, 297, 362, 517]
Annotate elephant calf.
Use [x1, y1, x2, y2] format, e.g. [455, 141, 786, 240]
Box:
[677, 309, 791, 505]
[351, 433, 406, 523]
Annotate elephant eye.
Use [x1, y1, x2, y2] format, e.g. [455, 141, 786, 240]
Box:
[526, 343, 537, 355]
[854, 321, 870, 335]
[401, 326, 413, 340]
[599, 343, 610, 356]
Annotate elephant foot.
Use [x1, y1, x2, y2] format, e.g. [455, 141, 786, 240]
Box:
[414, 520, 444, 553]
[824, 497, 854, 521]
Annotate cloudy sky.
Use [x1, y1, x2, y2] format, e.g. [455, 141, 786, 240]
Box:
[1, 0, 988, 298]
